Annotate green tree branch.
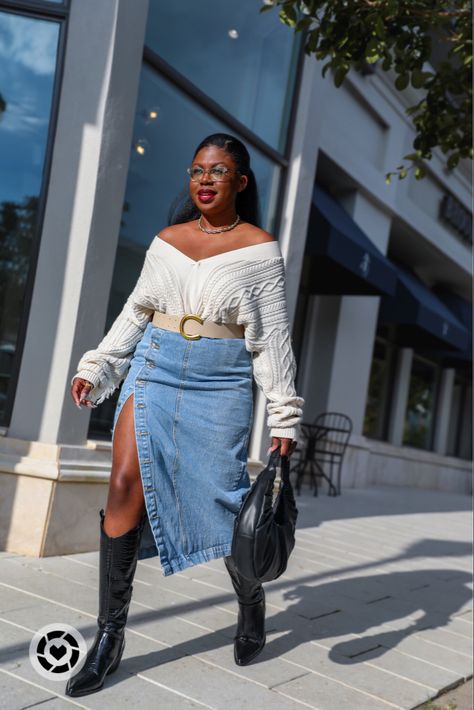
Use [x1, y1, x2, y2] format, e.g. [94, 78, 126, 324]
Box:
[260, 0, 472, 181]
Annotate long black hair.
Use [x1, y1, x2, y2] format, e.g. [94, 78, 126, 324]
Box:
[167, 133, 261, 228]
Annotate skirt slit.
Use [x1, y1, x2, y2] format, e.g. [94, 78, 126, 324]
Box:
[109, 321, 254, 577]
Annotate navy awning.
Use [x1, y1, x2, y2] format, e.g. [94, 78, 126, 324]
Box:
[379, 261, 470, 351]
[305, 186, 398, 296]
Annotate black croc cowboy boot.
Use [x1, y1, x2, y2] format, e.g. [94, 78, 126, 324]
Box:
[65, 508, 147, 697]
[223, 555, 266, 666]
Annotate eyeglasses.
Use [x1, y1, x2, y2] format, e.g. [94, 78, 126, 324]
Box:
[187, 165, 240, 182]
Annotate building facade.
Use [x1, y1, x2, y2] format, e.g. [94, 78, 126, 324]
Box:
[0, 0, 471, 556]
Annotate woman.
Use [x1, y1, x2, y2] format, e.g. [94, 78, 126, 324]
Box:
[66, 133, 304, 697]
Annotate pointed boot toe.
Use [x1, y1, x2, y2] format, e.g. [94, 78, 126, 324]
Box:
[66, 666, 102, 697]
[65, 630, 125, 697]
[233, 594, 266, 665]
[234, 632, 266, 666]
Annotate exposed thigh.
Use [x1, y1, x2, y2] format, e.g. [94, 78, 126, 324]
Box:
[111, 392, 141, 485]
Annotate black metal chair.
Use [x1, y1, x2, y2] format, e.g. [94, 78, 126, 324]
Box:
[291, 412, 353, 496]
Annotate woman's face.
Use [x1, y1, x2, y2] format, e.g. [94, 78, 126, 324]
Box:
[189, 145, 248, 216]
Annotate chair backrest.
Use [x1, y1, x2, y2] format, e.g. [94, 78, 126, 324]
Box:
[312, 411, 353, 458]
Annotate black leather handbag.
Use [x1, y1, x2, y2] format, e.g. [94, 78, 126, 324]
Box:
[231, 448, 298, 583]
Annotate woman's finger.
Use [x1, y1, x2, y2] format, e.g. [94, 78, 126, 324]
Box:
[266, 437, 299, 457]
[72, 380, 94, 408]
[79, 385, 92, 402]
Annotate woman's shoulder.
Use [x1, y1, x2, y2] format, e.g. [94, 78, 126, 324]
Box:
[238, 224, 276, 246]
[155, 223, 189, 243]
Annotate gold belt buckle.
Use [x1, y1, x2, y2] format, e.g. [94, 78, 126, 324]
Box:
[179, 313, 204, 340]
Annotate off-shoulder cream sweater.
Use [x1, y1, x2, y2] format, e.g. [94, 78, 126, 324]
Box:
[71, 236, 305, 440]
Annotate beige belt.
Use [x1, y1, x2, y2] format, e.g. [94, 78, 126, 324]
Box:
[152, 311, 245, 340]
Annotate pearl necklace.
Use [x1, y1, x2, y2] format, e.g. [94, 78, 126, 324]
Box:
[198, 214, 241, 234]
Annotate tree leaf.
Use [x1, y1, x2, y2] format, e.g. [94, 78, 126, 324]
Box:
[395, 73, 409, 91]
[334, 65, 347, 87]
[322, 60, 333, 77]
[375, 16, 386, 39]
[411, 68, 426, 89]
[447, 152, 460, 169]
[279, 4, 297, 26]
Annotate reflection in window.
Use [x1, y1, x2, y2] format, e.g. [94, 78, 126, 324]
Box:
[363, 334, 394, 441]
[145, 0, 300, 152]
[87, 67, 281, 437]
[129, 67, 279, 241]
[0, 11, 59, 425]
[403, 354, 439, 450]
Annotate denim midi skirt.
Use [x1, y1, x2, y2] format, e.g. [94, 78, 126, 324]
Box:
[111, 321, 254, 576]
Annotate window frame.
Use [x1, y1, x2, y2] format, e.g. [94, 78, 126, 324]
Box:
[448, 369, 472, 460]
[402, 351, 441, 452]
[0, 0, 69, 426]
[363, 324, 398, 443]
[0, 0, 69, 16]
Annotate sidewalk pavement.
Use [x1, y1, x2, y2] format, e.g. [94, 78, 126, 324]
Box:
[1, 485, 472, 710]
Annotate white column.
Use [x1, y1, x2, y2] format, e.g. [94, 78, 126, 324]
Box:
[299, 294, 381, 432]
[433, 368, 456, 455]
[387, 347, 413, 446]
[8, 0, 149, 444]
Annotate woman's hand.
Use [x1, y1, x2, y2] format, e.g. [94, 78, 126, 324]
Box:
[269, 436, 298, 457]
[71, 377, 95, 409]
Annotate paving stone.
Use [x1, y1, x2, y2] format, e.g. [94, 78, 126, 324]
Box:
[277, 640, 435, 708]
[0, 671, 71, 710]
[122, 631, 309, 709]
[0, 621, 204, 709]
[1, 486, 471, 709]
[270, 669, 404, 710]
[335, 641, 462, 692]
[388, 632, 474, 676]
[411, 624, 474, 656]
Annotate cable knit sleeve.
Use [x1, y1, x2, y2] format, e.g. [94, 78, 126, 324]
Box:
[70, 245, 156, 406]
[243, 255, 305, 441]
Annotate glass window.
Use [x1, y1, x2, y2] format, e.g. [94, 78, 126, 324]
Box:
[119, 65, 279, 249]
[402, 354, 439, 450]
[88, 65, 281, 437]
[0, 10, 60, 425]
[145, 0, 300, 152]
[5, 0, 65, 5]
[6, 0, 64, 3]
[363, 335, 395, 441]
[447, 372, 473, 460]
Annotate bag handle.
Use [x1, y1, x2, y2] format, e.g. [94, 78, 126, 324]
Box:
[268, 448, 291, 487]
